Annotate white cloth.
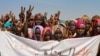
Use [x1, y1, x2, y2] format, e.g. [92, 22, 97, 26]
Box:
[0, 31, 100, 56]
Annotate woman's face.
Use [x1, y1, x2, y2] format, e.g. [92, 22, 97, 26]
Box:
[35, 15, 42, 25]
[35, 27, 41, 39]
[96, 23, 100, 34]
[28, 20, 34, 28]
[69, 21, 75, 31]
[76, 25, 85, 36]
[85, 20, 91, 30]
[54, 28, 63, 40]
[44, 30, 52, 41]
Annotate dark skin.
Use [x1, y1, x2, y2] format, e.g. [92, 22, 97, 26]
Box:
[24, 5, 34, 37]
[26, 5, 34, 19]
[35, 27, 41, 41]
[14, 6, 26, 37]
[35, 14, 43, 25]
[19, 6, 25, 23]
[68, 20, 76, 38]
[76, 26, 86, 37]
[43, 30, 52, 41]
[96, 23, 100, 34]
[68, 20, 75, 31]
[85, 20, 91, 31]
[54, 28, 63, 41]
[65, 20, 69, 29]
[28, 19, 34, 28]
[54, 11, 60, 25]
[48, 15, 54, 27]
[42, 12, 48, 27]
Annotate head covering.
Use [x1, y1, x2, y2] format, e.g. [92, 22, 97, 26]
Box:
[96, 19, 100, 24]
[42, 26, 52, 37]
[34, 25, 44, 36]
[60, 23, 66, 28]
[52, 25, 64, 35]
[75, 18, 85, 29]
[94, 19, 100, 35]
[3, 21, 13, 28]
[82, 15, 89, 21]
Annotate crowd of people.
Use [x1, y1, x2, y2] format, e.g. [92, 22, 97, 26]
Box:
[0, 5, 100, 55]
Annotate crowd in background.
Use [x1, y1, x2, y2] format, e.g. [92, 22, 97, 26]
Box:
[0, 5, 99, 55]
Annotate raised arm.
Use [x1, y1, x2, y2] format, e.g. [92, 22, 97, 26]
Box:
[26, 5, 34, 19]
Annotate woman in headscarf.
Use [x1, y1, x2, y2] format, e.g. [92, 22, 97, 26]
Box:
[94, 19, 100, 35]
[68, 20, 76, 38]
[52, 24, 65, 41]
[75, 19, 86, 38]
[34, 25, 44, 41]
[94, 19, 100, 56]
[91, 15, 100, 36]
[42, 26, 53, 41]
[82, 15, 93, 36]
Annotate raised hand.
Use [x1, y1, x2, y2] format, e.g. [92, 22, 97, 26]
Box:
[9, 11, 13, 18]
[26, 5, 34, 17]
[21, 6, 25, 13]
[29, 5, 34, 12]
[58, 10, 60, 15]
[44, 12, 47, 17]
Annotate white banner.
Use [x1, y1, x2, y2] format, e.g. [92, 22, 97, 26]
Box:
[0, 31, 100, 56]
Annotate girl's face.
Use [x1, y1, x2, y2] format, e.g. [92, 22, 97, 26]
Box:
[54, 28, 63, 40]
[44, 30, 52, 41]
[69, 21, 75, 31]
[35, 27, 41, 39]
[28, 20, 34, 28]
[96, 23, 100, 34]
[85, 20, 91, 30]
[76, 25, 85, 36]
[35, 16, 42, 25]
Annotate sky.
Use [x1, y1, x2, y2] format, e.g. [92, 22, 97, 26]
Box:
[0, 0, 100, 20]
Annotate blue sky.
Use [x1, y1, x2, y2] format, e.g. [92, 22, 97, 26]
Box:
[0, 0, 100, 20]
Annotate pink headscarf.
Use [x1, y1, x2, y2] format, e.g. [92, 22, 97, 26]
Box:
[96, 19, 100, 24]
[75, 18, 85, 29]
[42, 27, 52, 37]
